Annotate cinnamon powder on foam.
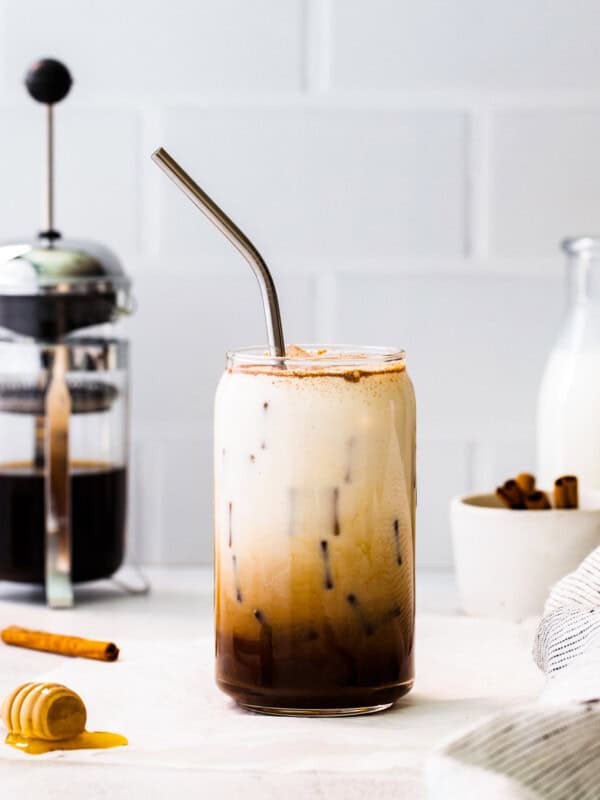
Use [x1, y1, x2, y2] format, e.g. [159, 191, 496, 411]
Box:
[229, 346, 406, 381]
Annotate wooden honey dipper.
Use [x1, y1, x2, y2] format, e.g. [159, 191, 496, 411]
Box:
[0, 682, 127, 754]
[1, 682, 86, 741]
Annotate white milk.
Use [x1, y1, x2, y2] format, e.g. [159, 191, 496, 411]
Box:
[537, 347, 600, 490]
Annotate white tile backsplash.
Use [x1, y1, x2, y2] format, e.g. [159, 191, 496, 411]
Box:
[0, 106, 140, 253]
[417, 439, 470, 569]
[0, 0, 593, 566]
[470, 438, 537, 495]
[330, 0, 600, 91]
[491, 110, 600, 256]
[1, 0, 305, 98]
[125, 270, 315, 426]
[160, 106, 468, 268]
[333, 273, 563, 439]
[154, 428, 214, 564]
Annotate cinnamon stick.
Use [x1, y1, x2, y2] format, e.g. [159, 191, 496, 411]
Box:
[1, 626, 119, 662]
[516, 473, 536, 494]
[496, 480, 526, 509]
[564, 475, 579, 508]
[525, 490, 551, 510]
[554, 476, 578, 509]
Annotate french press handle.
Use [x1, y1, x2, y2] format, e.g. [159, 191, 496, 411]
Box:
[44, 346, 73, 608]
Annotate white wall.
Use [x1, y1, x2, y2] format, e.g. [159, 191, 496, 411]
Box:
[1, 0, 595, 566]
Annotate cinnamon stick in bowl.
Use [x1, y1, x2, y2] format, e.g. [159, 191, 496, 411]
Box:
[525, 490, 551, 510]
[496, 480, 526, 509]
[516, 473, 536, 494]
[1, 626, 119, 662]
[554, 476, 579, 509]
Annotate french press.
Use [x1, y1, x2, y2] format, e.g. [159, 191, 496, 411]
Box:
[0, 59, 133, 608]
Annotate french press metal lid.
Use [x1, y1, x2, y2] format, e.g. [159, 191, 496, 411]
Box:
[0, 59, 132, 341]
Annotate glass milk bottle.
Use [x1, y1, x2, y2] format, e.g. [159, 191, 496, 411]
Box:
[538, 237, 600, 489]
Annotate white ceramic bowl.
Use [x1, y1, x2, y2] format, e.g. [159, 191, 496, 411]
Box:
[450, 490, 600, 621]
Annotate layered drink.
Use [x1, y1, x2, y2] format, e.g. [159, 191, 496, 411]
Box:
[214, 345, 416, 715]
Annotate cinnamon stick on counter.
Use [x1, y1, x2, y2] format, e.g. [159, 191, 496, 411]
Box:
[516, 473, 536, 495]
[554, 476, 579, 509]
[525, 490, 551, 510]
[1, 626, 119, 662]
[496, 480, 526, 509]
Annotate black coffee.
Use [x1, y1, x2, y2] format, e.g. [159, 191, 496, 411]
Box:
[0, 461, 127, 583]
[216, 624, 414, 711]
[0, 292, 117, 339]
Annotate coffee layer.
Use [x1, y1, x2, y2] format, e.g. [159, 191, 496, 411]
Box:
[216, 624, 414, 709]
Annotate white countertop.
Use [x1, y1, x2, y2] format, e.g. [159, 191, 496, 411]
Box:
[0, 568, 544, 799]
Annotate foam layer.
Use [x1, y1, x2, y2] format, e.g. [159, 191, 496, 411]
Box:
[228, 345, 406, 380]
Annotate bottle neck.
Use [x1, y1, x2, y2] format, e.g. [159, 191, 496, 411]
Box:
[567, 254, 600, 307]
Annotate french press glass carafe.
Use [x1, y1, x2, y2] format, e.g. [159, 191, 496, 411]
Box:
[0, 59, 133, 608]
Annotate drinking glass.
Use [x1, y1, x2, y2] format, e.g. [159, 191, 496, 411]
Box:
[214, 345, 416, 716]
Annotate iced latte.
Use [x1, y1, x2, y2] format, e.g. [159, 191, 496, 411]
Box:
[214, 346, 416, 715]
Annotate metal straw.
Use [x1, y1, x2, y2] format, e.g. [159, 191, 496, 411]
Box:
[151, 147, 286, 358]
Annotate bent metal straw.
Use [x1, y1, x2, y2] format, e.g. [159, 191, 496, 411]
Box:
[151, 147, 286, 358]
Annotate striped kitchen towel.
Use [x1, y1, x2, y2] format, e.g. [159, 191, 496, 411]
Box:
[427, 546, 600, 799]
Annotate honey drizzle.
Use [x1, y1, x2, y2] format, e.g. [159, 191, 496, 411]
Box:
[5, 730, 128, 755]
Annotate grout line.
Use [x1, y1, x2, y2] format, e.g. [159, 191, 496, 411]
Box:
[6, 89, 600, 109]
[132, 110, 144, 256]
[131, 440, 161, 564]
[8, 83, 600, 109]
[465, 440, 477, 493]
[138, 107, 164, 258]
[126, 442, 140, 565]
[112, 257, 565, 281]
[6, 91, 600, 113]
[301, 0, 312, 93]
[303, 0, 333, 94]
[314, 272, 337, 341]
[465, 109, 492, 259]
[0, 3, 7, 98]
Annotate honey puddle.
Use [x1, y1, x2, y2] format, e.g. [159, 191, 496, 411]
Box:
[6, 730, 128, 755]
